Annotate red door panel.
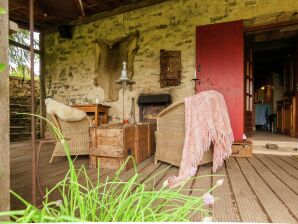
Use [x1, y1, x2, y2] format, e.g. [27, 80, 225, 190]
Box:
[196, 20, 244, 140]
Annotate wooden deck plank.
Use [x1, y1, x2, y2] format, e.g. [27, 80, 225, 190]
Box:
[10, 141, 298, 223]
[11, 155, 62, 176]
[277, 155, 298, 169]
[157, 164, 195, 215]
[212, 165, 239, 222]
[15, 157, 155, 209]
[226, 157, 268, 223]
[133, 161, 161, 186]
[40, 168, 115, 205]
[266, 155, 298, 179]
[179, 173, 195, 197]
[118, 157, 155, 182]
[11, 158, 89, 190]
[255, 154, 298, 194]
[10, 143, 53, 160]
[11, 147, 52, 159]
[250, 156, 298, 221]
[154, 166, 178, 190]
[192, 163, 212, 196]
[144, 164, 171, 191]
[287, 155, 298, 162]
[11, 161, 94, 207]
[237, 157, 297, 223]
[191, 163, 212, 222]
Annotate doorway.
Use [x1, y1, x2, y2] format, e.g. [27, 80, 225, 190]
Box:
[245, 24, 298, 139]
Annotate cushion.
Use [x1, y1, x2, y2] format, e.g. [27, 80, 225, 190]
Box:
[45, 98, 86, 121]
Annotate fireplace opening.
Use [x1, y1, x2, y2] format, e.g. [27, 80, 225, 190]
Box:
[138, 94, 172, 126]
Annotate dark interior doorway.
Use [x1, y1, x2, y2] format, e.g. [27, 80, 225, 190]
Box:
[245, 24, 298, 138]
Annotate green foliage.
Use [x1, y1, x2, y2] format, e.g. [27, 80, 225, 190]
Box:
[0, 115, 220, 222]
[9, 29, 40, 79]
[0, 63, 5, 72]
[0, 7, 5, 15]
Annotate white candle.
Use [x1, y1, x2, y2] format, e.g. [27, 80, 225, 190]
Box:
[194, 69, 197, 79]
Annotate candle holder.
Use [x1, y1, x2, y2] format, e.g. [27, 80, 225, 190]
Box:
[116, 62, 136, 123]
[191, 78, 200, 92]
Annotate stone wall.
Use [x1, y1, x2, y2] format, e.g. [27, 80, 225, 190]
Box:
[10, 76, 40, 98]
[10, 77, 40, 141]
[45, 0, 298, 123]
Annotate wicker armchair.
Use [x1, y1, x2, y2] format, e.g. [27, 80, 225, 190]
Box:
[155, 100, 212, 167]
[50, 114, 92, 163]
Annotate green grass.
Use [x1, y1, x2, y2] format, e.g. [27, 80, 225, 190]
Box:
[9, 71, 39, 80]
[0, 114, 220, 222]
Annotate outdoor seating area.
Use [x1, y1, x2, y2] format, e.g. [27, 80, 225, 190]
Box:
[10, 141, 298, 222]
[1, 0, 298, 223]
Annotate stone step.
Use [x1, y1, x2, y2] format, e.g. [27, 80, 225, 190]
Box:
[10, 133, 32, 142]
[10, 126, 30, 129]
[253, 145, 298, 156]
[10, 112, 35, 118]
[10, 118, 31, 125]
[251, 139, 298, 148]
[10, 126, 31, 132]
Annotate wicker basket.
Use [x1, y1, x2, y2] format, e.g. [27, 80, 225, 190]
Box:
[155, 100, 212, 167]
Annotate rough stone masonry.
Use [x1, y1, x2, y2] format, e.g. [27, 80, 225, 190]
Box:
[45, 0, 298, 123]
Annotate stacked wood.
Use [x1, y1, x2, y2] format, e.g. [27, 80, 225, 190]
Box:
[89, 123, 155, 170]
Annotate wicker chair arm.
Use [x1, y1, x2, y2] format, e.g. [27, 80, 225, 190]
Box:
[157, 100, 184, 117]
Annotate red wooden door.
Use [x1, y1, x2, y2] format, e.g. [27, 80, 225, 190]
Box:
[196, 20, 244, 140]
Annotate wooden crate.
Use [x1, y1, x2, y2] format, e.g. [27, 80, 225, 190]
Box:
[135, 123, 156, 163]
[89, 124, 135, 169]
[89, 123, 155, 169]
[231, 140, 253, 158]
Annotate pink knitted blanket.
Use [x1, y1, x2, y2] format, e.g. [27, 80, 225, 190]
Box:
[168, 90, 234, 188]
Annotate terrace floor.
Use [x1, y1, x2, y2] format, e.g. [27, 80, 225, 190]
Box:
[10, 141, 298, 223]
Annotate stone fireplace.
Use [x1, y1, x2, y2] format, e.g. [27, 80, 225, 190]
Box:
[137, 94, 172, 125]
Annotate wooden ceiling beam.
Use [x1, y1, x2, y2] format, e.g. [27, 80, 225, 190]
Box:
[73, 0, 85, 17]
[10, 0, 170, 33]
[44, 0, 169, 33]
[9, 17, 44, 31]
[245, 19, 298, 33]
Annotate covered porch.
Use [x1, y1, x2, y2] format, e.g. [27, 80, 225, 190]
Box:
[1, 0, 298, 222]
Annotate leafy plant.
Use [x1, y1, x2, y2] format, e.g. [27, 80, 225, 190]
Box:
[0, 115, 222, 222]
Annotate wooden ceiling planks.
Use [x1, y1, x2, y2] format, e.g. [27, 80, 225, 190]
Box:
[9, 0, 169, 32]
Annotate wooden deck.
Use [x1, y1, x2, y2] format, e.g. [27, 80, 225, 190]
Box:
[10, 141, 298, 222]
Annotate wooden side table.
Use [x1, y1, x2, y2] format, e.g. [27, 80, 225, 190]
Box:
[72, 104, 110, 127]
